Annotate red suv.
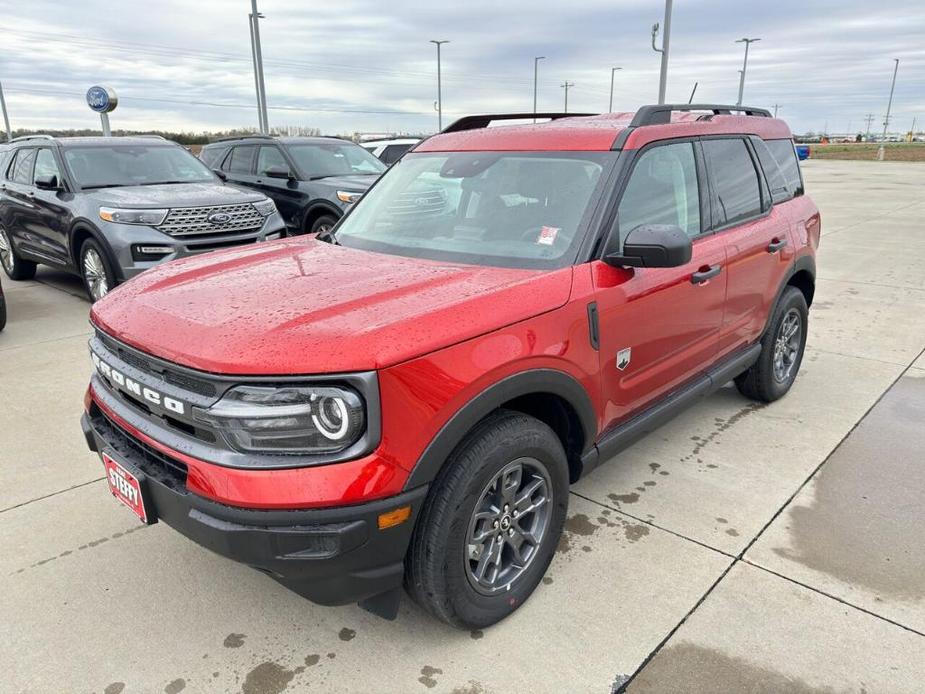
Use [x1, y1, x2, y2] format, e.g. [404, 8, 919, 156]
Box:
[81, 104, 820, 629]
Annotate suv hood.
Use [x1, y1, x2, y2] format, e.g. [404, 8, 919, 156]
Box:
[91, 181, 265, 207]
[307, 174, 378, 191]
[90, 239, 573, 374]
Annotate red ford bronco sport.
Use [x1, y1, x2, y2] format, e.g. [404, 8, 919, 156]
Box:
[82, 104, 820, 629]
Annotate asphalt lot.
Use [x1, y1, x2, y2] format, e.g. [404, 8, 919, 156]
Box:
[1, 159, 924, 694]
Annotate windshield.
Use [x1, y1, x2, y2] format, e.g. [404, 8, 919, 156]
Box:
[287, 142, 386, 178]
[335, 151, 612, 268]
[63, 145, 215, 188]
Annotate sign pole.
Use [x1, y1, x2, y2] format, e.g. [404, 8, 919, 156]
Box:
[100, 112, 112, 137]
[0, 81, 11, 142]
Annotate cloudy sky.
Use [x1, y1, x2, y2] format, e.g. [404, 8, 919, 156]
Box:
[1, 0, 922, 137]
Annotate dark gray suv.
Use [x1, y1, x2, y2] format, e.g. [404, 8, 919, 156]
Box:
[0, 135, 285, 301]
[200, 135, 386, 235]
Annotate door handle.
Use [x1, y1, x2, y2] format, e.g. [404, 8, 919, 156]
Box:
[767, 238, 788, 253]
[691, 264, 722, 285]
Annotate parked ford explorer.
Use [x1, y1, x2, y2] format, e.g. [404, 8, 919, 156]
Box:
[0, 135, 285, 301]
[199, 135, 386, 236]
[81, 105, 819, 628]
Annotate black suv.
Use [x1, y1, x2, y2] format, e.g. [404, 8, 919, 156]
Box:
[0, 135, 285, 301]
[200, 136, 386, 235]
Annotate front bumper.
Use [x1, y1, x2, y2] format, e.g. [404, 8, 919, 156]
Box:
[81, 408, 427, 607]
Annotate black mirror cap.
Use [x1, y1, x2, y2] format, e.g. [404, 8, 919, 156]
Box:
[604, 224, 692, 268]
[34, 174, 60, 190]
[213, 169, 228, 181]
[265, 165, 294, 179]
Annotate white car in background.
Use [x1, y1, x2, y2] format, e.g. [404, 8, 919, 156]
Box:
[361, 138, 420, 165]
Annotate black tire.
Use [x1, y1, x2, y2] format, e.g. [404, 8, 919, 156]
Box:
[0, 291, 6, 332]
[735, 286, 808, 402]
[0, 227, 38, 281]
[79, 238, 117, 303]
[308, 214, 338, 235]
[405, 410, 569, 629]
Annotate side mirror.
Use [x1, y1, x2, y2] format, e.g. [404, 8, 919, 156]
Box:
[604, 224, 692, 268]
[265, 166, 294, 180]
[34, 174, 60, 191]
[213, 169, 227, 181]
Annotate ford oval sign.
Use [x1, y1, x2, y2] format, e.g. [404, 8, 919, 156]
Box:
[208, 212, 232, 225]
[86, 86, 118, 113]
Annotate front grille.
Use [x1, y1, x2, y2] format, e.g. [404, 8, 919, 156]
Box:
[91, 404, 188, 492]
[157, 203, 263, 237]
[96, 331, 216, 397]
[387, 188, 447, 217]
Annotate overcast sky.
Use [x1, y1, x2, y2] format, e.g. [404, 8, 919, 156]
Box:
[1, 0, 922, 137]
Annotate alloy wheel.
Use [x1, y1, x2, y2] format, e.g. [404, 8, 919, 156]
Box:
[0, 229, 14, 273]
[465, 457, 552, 595]
[83, 248, 109, 301]
[773, 308, 802, 383]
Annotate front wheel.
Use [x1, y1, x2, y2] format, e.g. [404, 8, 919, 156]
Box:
[308, 214, 338, 235]
[79, 238, 116, 302]
[735, 286, 808, 402]
[405, 411, 569, 629]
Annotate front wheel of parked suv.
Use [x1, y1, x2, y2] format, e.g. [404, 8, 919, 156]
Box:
[735, 286, 808, 402]
[308, 214, 338, 235]
[79, 238, 116, 302]
[0, 227, 38, 281]
[405, 410, 569, 629]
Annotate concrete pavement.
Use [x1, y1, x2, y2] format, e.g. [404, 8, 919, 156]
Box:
[1, 160, 923, 693]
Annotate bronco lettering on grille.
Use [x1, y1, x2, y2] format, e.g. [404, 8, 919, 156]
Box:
[91, 351, 186, 415]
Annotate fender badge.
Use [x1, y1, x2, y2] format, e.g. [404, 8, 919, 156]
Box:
[616, 348, 631, 371]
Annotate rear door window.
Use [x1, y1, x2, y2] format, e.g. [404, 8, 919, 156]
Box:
[702, 138, 763, 227]
[226, 146, 256, 174]
[766, 139, 804, 197]
[10, 148, 36, 184]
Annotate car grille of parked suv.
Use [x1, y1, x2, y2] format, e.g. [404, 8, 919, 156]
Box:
[387, 189, 447, 217]
[157, 203, 263, 236]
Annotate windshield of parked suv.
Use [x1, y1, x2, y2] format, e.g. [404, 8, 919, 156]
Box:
[287, 142, 386, 179]
[335, 151, 612, 269]
[63, 145, 215, 189]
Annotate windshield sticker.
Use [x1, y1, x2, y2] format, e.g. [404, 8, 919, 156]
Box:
[537, 226, 560, 245]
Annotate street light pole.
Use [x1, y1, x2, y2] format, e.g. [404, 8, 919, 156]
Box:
[430, 40, 449, 131]
[608, 67, 622, 112]
[250, 0, 269, 133]
[735, 37, 760, 106]
[533, 56, 545, 122]
[248, 13, 266, 133]
[0, 81, 11, 142]
[561, 82, 575, 113]
[878, 58, 900, 161]
[651, 0, 673, 104]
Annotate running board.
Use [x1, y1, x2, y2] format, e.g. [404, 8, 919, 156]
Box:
[581, 343, 761, 475]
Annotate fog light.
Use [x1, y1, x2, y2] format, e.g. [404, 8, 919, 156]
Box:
[265, 232, 282, 241]
[378, 505, 411, 530]
[132, 245, 174, 261]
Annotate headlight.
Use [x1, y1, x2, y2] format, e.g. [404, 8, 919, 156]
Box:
[193, 385, 365, 455]
[99, 207, 169, 226]
[336, 190, 363, 204]
[253, 198, 277, 216]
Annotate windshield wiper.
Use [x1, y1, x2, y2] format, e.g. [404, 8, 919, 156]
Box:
[80, 183, 135, 189]
[135, 180, 196, 186]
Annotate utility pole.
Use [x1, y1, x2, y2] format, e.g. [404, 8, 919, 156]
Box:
[430, 40, 449, 131]
[533, 56, 545, 122]
[248, 12, 266, 133]
[0, 81, 11, 142]
[878, 58, 899, 161]
[735, 37, 761, 106]
[651, 0, 673, 104]
[608, 67, 622, 112]
[561, 82, 575, 113]
[864, 113, 875, 140]
[249, 0, 269, 133]
[772, 103, 780, 118]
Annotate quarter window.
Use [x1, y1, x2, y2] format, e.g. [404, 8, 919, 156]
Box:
[702, 138, 762, 226]
[33, 149, 61, 182]
[618, 141, 701, 239]
[766, 139, 804, 197]
[10, 149, 36, 184]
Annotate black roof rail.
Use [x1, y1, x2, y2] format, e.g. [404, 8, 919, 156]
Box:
[442, 112, 597, 134]
[629, 103, 772, 127]
[210, 134, 277, 143]
[10, 134, 56, 143]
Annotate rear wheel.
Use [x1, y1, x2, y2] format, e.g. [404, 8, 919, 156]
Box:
[735, 286, 808, 402]
[0, 227, 38, 281]
[79, 238, 116, 302]
[405, 411, 569, 629]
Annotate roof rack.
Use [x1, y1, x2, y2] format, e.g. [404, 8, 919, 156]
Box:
[10, 134, 56, 143]
[629, 103, 772, 128]
[442, 112, 597, 134]
[133, 134, 168, 140]
[211, 134, 277, 143]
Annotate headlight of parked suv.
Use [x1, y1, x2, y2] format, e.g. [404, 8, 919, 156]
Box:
[99, 207, 169, 226]
[193, 385, 365, 455]
[336, 191, 363, 204]
[252, 198, 277, 216]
